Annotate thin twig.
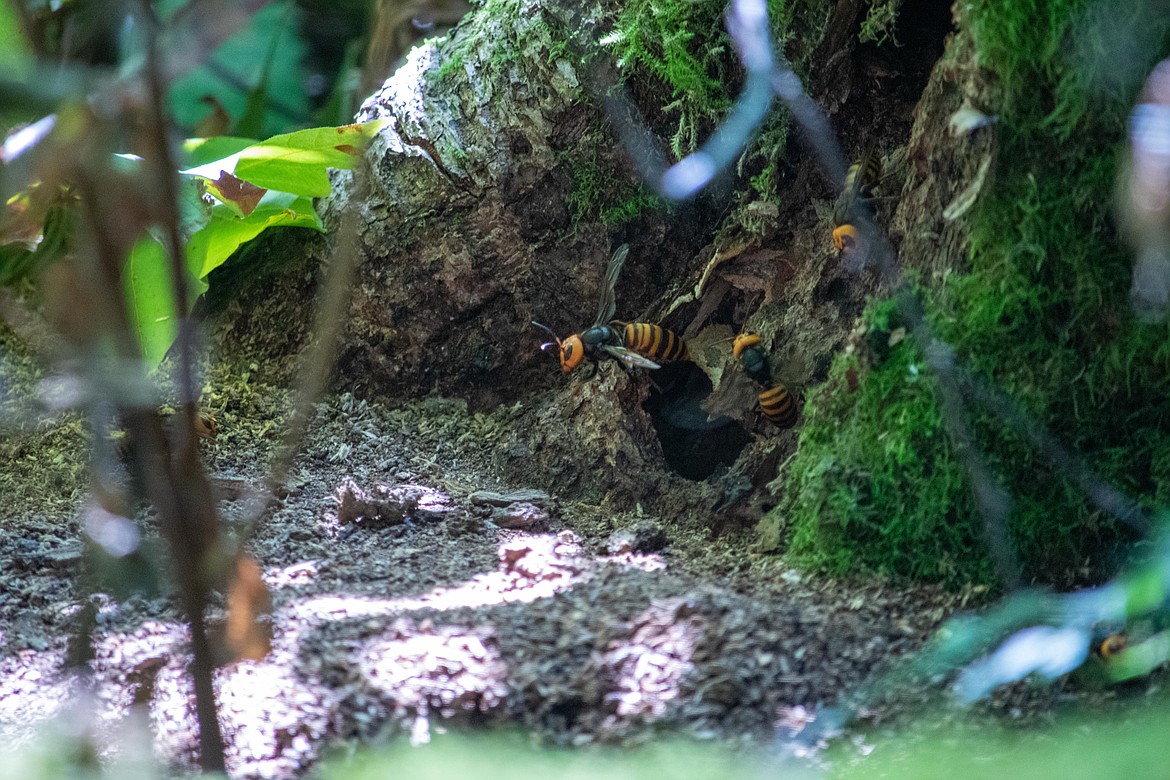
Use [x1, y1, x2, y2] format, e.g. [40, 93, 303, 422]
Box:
[122, 3, 230, 769]
[238, 165, 371, 539]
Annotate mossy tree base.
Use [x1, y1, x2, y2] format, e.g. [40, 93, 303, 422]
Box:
[779, 2, 1170, 588]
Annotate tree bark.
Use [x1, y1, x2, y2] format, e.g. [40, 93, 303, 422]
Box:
[330, 0, 708, 409]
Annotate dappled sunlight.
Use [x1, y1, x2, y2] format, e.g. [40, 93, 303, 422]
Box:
[217, 662, 332, 776]
[598, 599, 701, 728]
[600, 551, 668, 573]
[0, 649, 71, 744]
[245, 530, 700, 756]
[266, 561, 322, 591]
[357, 623, 509, 745]
[91, 620, 186, 682]
[357, 42, 444, 145]
[282, 532, 587, 624]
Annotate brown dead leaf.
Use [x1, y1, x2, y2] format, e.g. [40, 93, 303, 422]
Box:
[225, 555, 273, 663]
[206, 171, 267, 216]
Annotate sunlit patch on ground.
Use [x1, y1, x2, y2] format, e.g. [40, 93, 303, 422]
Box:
[266, 561, 322, 590]
[600, 551, 668, 572]
[598, 599, 701, 733]
[284, 532, 587, 623]
[357, 622, 508, 744]
[218, 662, 335, 777]
[0, 649, 71, 747]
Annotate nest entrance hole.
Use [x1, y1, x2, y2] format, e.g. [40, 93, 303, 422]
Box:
[643, 362, 752, 481]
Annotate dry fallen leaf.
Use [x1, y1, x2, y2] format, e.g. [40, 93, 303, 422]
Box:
[226, 555, 273, 663]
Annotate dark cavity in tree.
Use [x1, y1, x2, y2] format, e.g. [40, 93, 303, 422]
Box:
[643, 362, 752, 481]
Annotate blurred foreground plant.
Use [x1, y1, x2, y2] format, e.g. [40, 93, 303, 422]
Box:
[0, 1, 380, 771]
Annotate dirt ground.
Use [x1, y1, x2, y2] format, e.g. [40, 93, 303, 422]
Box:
[0, 326, 1001, 777]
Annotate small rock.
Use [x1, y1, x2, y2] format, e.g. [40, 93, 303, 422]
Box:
[469, 489, 551, 507]
[334, 478, 451, 529]
[335, 477, 407, 528]
[606, 520, 669, 555]
[490, 502, 547, 530]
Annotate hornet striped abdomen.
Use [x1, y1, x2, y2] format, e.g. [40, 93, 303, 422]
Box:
[534, 244, 685, 374]
[733, 332, 799, 430]
[757, 384, 798, 429]
[621, 322, 689, 365]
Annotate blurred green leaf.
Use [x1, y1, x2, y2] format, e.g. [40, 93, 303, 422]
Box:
[186, 191, 323, 280]
[167, 1, 310, 137]
[231, 2, 295, 139]
[0, 199, 76, 283]
[0, 243, 35, 283]
[0, 2, 31, 78]
[123, 235, 207, 367]
[322, 734, 763, 780]
[833, 704, 1170, 779]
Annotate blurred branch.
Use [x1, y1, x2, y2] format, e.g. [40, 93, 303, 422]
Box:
[139, 3, 227, 767]
[603, 0, 775, 200]
[233, 166, 370, 542]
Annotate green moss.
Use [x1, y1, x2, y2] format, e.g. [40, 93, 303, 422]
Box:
[781, 1, 1170, 587]
[858, 0, 902, 45]
[780, 298, 992, 586]
[600, 190, 663, 228]
[427, 0, 571, 89]
[604, 0, 829, 201]
[562, 143, 664, 228]
[434, 46, 465, 81]
[964, 0, 1158, 141]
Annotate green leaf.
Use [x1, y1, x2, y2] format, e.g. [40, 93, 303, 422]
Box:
[178, 175, 213, 241]
[181, 120, 385, 198]
[186, 190, 323, 280]
[232, 121, 386, 195]
[123, 235, 207, 367]
[0, 1, 31, 77]
[231, 2, 295, 139]
[0, 243, 35, 284]
[181, 136, 260, 167]
[167, 1, 310, 138]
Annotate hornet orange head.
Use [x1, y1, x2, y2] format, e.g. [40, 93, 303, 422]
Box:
[732, 332, 762, 360]
[833, 224, 859, 253]
[532, 322, 585, 373]
[1097, 633, 1128, 660]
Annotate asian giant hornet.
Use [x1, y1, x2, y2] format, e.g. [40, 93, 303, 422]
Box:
[1095, 633, 1129, 660]
[732, 332, 799, 429]
[533, 244, 689, 373]
[832, 149, 882, 257]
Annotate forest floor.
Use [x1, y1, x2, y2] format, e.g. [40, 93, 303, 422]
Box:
[0, 332, 1147, 779]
